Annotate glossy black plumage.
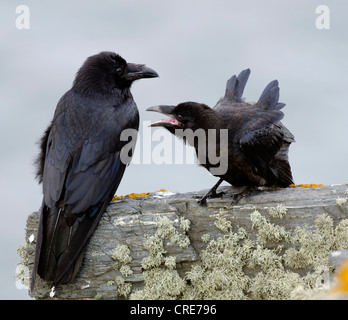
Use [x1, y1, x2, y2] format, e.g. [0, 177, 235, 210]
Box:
[32, 52, 158, 291]
[147, 69, 294, 203]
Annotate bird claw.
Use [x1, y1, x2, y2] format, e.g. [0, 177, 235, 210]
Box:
[231, 188, 260, 204]
[197, 197, 207, 206]
[231, 192, 245, 204]
[196, 191, 225, 206]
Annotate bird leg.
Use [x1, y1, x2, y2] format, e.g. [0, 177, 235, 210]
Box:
[231, 186, 261, 204]
[197, 178, 224, 205]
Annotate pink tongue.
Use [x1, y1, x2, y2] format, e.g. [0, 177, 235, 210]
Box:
[151, 117, 181, 127]
[161, 117, 180, 125]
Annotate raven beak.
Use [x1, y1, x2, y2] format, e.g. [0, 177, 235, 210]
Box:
[126, 63, 159, 81]
[146, 105, 182, 128]
[146, 105, 176, 116]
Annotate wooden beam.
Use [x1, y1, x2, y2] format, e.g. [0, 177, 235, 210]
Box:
[20, 184, 348, 299]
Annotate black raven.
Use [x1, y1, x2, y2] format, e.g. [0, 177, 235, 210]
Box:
[31, 51, 158, 292]
[147, 69, 294, 204]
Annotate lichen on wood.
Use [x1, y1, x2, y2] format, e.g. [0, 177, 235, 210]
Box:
[19, 184, 348, 299]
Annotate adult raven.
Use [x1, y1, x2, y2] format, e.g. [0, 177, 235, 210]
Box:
[147, 69, 294, 204]
[31, 52, 158, 292]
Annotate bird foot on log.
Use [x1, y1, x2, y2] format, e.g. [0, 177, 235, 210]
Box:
[231, 188, 261, 204]
[195, 190, 225, 206]
[194, 178, 224, 206]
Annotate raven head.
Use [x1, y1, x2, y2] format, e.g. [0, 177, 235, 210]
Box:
[73, 51, 158, 94]
[147, 102, 211, 133]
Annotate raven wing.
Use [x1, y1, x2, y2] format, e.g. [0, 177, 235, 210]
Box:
[32, 92, 139, 288]
[237, 80, 294, 186]
[238, 121, 294, 187]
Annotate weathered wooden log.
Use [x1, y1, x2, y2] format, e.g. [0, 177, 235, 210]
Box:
[18, 184, 348, 299]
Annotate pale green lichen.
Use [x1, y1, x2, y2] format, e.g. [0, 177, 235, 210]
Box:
[129, 214, 193, 299]
[170, 233, 191, 248]
[115, 276, 132, 297]
[155, 215, 178, 238]
[112, 244, 132, 266]
[17, 243, 30, 264]
[283, 247, 308, 269]
[129, 207, 348, 300]
[289, 285, 328, 300]
[201, 234, 211, 243]
[16, 237, 32, 288]
[247, 245, 283, 272]
[250, 210, 291, 244]
[111, 244, 133, 298]
[179, 217, 191, 232]
[334, 220, 348, 248]
[214, 214, 233, 233]
[184, 227, 251, 300]
[15, 264, 30, 289]
[143, 235, 165, 255]
[284, 214, 348, 271]
[302, 265, 333, 290]
[140, 215, 191, 272]
[182, 222, 252, 299]
[268, 204, 288, 219]
[155, 215, 191, 248]
[141, 252, 164, 270]
[250, 269, 303, 300]
[164, 256, 177, 270]
[119, 265, 133, 277]
[336, 197, 347, 206]
[130, 269, 186, 300]
[184, 266, 249, 300]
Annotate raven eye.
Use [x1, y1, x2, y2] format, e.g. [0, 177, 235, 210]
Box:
[116, 67, 123, 74]
[177, 114, 183, 120]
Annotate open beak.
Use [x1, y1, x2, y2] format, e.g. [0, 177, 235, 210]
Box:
[146, 105, 182, 128]
[126, 63, 159, 81]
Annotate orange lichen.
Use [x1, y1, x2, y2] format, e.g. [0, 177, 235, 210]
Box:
[112, 189, 167, 201]
[289, 184, 328, 188]
[330, 258, 348, 296]
[112, 192, 150, 201]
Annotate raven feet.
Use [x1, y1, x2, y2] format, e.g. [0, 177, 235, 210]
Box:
[196, 178, 224, 205]
[197, 190, 225, 206]
[231, 187, 260, 204]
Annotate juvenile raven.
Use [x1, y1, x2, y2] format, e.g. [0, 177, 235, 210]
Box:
[31, 52, 158, 292]
[147, 69, 294, 204]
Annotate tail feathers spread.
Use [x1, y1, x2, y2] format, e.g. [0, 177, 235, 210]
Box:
[31, 203, 105, 291]
[257, 80, 285, 110]
[225, 68, 251, 102]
